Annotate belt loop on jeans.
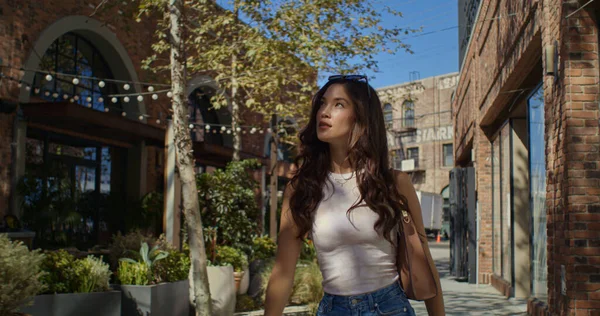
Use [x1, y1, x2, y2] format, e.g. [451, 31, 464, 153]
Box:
[367, 292, 375, 311]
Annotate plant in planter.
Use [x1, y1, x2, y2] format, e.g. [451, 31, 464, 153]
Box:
[115, 242, 190, 316]
[108, 230, 157, 270]
[0, 234, 45, 316]
[19, 249, 120, 316]
[212, 245, 248, 291]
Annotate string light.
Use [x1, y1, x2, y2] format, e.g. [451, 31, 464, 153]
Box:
[104, 107, 110, 113]
[123, 96, 130, 103]
[167, 91, 173, 98]
[137, 95, 143, 102]
[121, 112, 127, 117]
[74, 95, 80, 101]
[45, 74, 53, 81]
[72, 78, 79, 85]
[99, 81, 106, 88]
[98, 97, 104, 103]
[111, 97, 118, 103]
[152, 94, 158, 100]
[124, 84, 130, 90]
[86, 96, 92, 102]
[148, 86, 154, 92]
[139, 115, 145, 121]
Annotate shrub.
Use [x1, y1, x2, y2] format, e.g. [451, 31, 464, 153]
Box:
[117, 261, 150, 285]
[109, 231, 156, 269]
[40, 250, 111, 293]
[212, 246, 248, 272]
[290, 261, 323, 314]
[71, 256, 111, 293]
[39, 249, 76, 294]
[0, 235, 45, 315]
[153, 250, 190, 283]
[251, 235, 277, 261]
[299, 239, 317, 263]
[235, 294, 257, 312]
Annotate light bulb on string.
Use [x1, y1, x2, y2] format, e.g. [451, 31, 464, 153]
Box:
[17, 82, 22, 88]
[86, 96, 92, 102]
[72, 78, 80, 85]
[69, 98, 75, 103]
[189, 124, 194, 129]
[259, 130, 264, 134]
[123, 84, 130, 90]
[99, 81, 106, 88]
[250, 127, 257, 134]
[25, 85, 31, 91]
[148, 86, 154, 92]
[221, 126, 226, 131]
[121, 111, 127, 117]
[139, 115, 144, 121]
[167, 91, 173, 98]
[156, 119, 161, 124]
[74, 95, 80, 101]
[44, 91, 50, 97]
[87, 103, 92, 108]
[236, 127, 241, 132]
[63, 94, 69, 100]
[34, 88, 40, 94]
[267, 128, 272, 133]
[104, 107, 110, 113]
[152, 94, 158, 100]
[45, 74, 53, 81]
[111, 97, 118, 103]
[137, 95, 143, 102]
[124, 96, 130, 103]
[226, 129, 231, 134]
[98, 97, 104, 103]
[205, 124, 211, 130]
[243, 131, 247, 134]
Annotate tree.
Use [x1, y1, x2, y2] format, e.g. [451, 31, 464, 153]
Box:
[166, 1, 212, 315]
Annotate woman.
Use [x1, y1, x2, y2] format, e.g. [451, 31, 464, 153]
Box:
[264, 75, 445, 316]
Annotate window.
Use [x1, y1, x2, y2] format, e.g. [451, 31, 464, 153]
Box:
[407, 147, 419, 167]
[32, 33, 121, 112]
[443, 144, 454, 166]
[403, 101, 415, 128]
[383, 103, 393, 128]
[528, 84, 547, 301]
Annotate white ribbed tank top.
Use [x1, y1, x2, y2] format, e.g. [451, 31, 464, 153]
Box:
[310, 171, 399, 296]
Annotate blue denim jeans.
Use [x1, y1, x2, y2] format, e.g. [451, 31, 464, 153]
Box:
[316, 280, 416, 316]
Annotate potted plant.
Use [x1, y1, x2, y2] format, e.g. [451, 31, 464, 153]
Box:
[114, 242, 190, 316]
[0, 234, 45, 316]
[19, 249, 120, 316]
[213, 245, 248, 292]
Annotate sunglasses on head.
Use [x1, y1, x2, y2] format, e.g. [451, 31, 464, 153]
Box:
[327, 74, 371, 100]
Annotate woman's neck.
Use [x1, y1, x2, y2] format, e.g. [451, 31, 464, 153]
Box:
[329, 144, 353, 174]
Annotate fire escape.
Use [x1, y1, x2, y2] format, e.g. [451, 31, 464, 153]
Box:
[391, 71, 423, 173]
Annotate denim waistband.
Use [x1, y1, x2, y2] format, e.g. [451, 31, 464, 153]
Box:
[322, 279, 406, 309]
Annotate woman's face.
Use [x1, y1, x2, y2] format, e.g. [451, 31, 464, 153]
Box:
[316, 84, 356, 145]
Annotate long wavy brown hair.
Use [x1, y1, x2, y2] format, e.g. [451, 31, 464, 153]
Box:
[289, 78, 411, 243]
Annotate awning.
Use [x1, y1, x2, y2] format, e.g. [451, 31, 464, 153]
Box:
[20, 101, 166, 148]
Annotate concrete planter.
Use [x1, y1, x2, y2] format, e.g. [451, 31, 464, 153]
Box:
[116, 280, 189, 316]
[208, 265, 236, 316]
[237, 266, 250, 295]
[19, 291, 121, 316]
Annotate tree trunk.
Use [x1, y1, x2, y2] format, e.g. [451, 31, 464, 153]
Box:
[168, 1, 212, 315]
[269, 114, 278, 241]
[231, 3, 241, 162]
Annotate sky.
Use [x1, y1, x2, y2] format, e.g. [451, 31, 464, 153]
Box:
[217, 0, 460, 89]
[362, 0, 459, 89]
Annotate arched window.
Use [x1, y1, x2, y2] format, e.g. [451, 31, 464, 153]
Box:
[403, 100, 414, 128]
[32, 32, 121, 112]
[383, 103, 393, 127]
[188, 87, 223, 145]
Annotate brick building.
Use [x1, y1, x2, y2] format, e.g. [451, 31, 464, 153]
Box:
[453, 0, 600, 314]
[377, 72, 458, 235]
[0, 1, 288, 248]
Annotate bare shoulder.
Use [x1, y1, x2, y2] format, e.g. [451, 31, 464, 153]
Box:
[391, 170, 412, 188]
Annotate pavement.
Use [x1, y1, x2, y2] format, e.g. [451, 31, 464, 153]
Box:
[409, 241, 528, 316]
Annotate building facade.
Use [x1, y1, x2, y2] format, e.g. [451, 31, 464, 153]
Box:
[453, 0, 600, 315]
[0, 1, 285, 248]
[377, 72, 459, 235]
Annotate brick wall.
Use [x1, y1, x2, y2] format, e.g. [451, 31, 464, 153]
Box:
[377, 73, 458, 195]
[454, 0, 600, 314]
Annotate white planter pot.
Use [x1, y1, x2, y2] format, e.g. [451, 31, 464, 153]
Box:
[238, 266, 250, 295]
[207, 265, 236, 316]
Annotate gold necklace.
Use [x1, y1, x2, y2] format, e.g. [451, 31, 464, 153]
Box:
[333, 173, 354, 187]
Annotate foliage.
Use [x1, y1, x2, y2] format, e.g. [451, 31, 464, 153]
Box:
[0, 235, 46, 315]
[251, 235, 277, 261]
[153, 249, 191, 283]
[109, 230, 157, 269]
[235, 294, 257, 312]
[299, 239, 317, 263]
[39, 250, 111, 294]
[120, 242, 169, 271]
[39, 249, 76, 294]
[197, 159, 261, 256]
[117, 261, 150, 286]
[70, 256, 112, 293]
[290, 261, 323, 314]
[212, 245, 248, 272]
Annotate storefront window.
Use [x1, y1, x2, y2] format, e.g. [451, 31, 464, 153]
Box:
[492, 136, 501, 274]
[529, 84, 547, 301]
[443, 143, 453, 166]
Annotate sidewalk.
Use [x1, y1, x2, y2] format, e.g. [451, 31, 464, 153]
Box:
[410, 242, 528, 315]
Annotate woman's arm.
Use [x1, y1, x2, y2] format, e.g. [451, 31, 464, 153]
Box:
[394, 171, 446, 316]
[263, 183, 303, 316]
